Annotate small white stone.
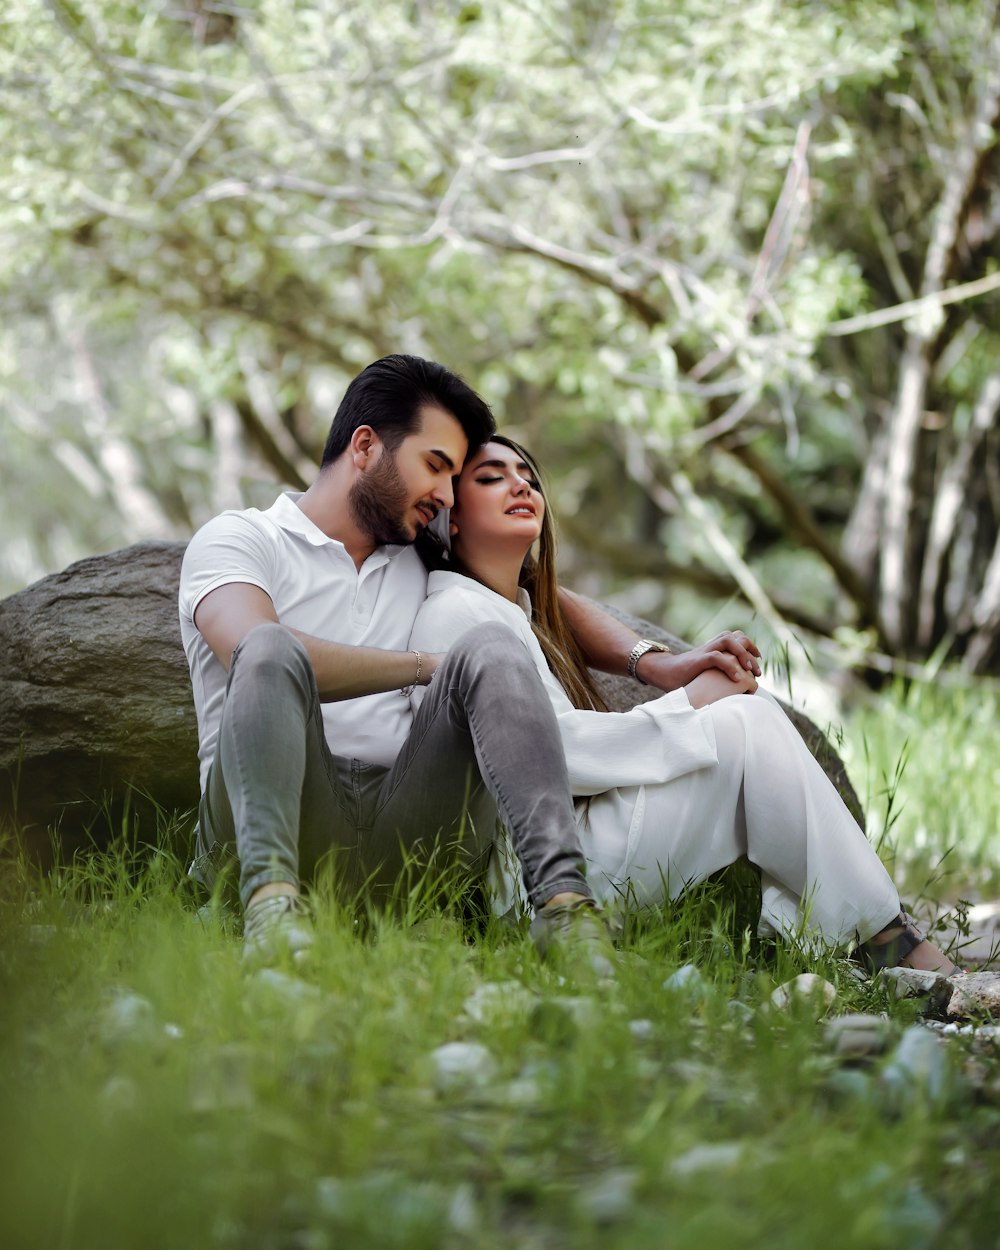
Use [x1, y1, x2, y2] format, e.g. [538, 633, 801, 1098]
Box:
[447, 1183, 480, 1235]
[878, 966, 948, 1000]
[462, 981, 535, 1024]
[662, 964, 704, 993]
[947, 971, 1000, 1020]
[727, 1000, 755, 1026]
[99, 1074, 140, 1116]
[628, 1018, 656, 1040]
[769, 974, 837, 1015]
[163, 1022, 184, 1041]
[880, 1025, 952, 1105]
[189, 1044, 257, 1113]
[824, 1013, 892, 1058]
[577, 1168, 638, 1223]
[99, 992, 157, 1047]
[429, 1042, 498, 1094]
[669, 1142, 745, 1178]
[250, 967, 322, 1003]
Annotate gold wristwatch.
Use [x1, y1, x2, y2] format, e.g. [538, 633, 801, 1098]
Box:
[626, 638, 672, 684]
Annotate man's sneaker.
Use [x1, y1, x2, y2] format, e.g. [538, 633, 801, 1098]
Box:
[242, 893, 315, 967]
[530, 898, 617, 981]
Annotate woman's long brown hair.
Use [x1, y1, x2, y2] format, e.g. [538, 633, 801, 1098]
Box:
[420, 436, 608, 713]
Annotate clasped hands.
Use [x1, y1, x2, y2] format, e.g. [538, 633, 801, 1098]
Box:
[635, 630, 762, 709]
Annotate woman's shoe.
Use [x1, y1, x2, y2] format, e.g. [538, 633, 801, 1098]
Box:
[857, 909, 924, 973]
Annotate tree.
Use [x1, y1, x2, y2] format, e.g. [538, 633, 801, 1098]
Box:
[2, 0, 998, 676]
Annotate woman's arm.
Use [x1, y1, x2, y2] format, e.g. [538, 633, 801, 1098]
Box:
[557, 587, 761, 693]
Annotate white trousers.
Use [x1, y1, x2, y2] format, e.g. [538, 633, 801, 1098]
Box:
[579, 692, 900, 946]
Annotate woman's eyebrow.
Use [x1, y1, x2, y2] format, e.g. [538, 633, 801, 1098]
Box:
[473, 458, 533, 473]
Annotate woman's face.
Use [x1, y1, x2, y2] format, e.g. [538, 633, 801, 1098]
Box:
[451, 440, 545, 557]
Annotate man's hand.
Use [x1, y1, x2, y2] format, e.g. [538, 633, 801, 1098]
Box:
[636, 630, 761, 693]
[194, 582, 445, 701]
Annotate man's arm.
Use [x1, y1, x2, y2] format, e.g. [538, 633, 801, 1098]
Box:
[557, 587, 761, 693]
[194, 583, 439, 700]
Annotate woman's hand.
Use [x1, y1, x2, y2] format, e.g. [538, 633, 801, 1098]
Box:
[683, 666, 758, 707]
[635, 630, 761, 693]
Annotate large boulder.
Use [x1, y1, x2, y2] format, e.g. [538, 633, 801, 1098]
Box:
[0, 543, 196, 859]
[0, 542, 863, 858]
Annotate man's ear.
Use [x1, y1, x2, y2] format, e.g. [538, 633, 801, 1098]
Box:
[350, 425, 379, 468]
[449, 520, 459, 536]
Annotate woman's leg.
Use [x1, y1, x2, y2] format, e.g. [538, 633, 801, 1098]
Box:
[610, 690, 954, 967]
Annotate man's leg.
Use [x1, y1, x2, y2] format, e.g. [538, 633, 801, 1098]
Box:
[374, 622, 592, 911]
[197, 623, 359, 957]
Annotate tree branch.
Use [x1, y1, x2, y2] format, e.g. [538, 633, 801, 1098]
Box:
[722, 440, 885, 638]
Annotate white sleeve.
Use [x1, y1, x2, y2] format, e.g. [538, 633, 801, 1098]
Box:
[408, 592, 503, 655]
[178, 512, 278, 626]
[554, 694, 718, 796]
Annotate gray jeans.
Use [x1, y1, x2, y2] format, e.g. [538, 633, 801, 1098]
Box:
[192, 621, 591, 911]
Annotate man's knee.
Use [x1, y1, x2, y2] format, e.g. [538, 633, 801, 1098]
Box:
[442, 621, 533, 675]
[230, 622, 312, 686]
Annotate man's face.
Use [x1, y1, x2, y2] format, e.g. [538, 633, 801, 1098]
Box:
[348, 404, 467, 546]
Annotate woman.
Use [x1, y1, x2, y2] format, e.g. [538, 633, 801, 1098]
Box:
[410, 437, 955, 973]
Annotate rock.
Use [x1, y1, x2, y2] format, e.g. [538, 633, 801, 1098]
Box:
[314, 1172, 453, 1237]
[98, 990, 158, 1049]
[446, 1184, 480, 1236]
[249, 967, 323, 1005]
[428, 1042, 498, 1095]
[880, 1025, 952, 1107]
[189, 1043, 257, 1113]
[922, 1019, 1000, 1039]
[529, 995, 600, 1043]
[662, 963, 706, 995]
[946, 971, 1000, 1020]
[668, 1142, 745, 1178]
[0, 542, 197, 855]
[824, 1068, 876, 1106]
[824, 1013, 892, 1059]
[628, 1018, 656, 1040]
[0, 551, 866, 852]
[461, 980, 535, 1025]
[576, 1168, 639, 1223]
[769, 974, 838, 1016]
[878, 966, 951, 1006]
[727, 1000, 755, 1026]
[99, 1074, 140, 1116]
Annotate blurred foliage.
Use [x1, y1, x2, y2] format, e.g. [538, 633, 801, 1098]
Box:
[1, 0, 999, 673]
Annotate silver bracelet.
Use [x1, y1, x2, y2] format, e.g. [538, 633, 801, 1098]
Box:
[626, 638, 671, 684]
[401, 650, 422, 697]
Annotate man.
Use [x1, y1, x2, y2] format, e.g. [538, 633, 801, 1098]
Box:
[179, 354, 760, 967]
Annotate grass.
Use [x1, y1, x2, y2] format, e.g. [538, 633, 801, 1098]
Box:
[841, 678, 1000, 904]
[2, 679, 999, 1250]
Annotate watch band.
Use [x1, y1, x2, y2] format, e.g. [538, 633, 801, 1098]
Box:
[626, 638, 672, 683]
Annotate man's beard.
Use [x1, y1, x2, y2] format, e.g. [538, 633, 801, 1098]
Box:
[348, 449, 424, 546]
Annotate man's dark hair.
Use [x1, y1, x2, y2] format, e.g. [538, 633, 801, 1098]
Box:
[320, 354, 495, 467]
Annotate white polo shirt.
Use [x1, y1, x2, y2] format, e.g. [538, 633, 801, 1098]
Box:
[178, 492, 427, 790]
